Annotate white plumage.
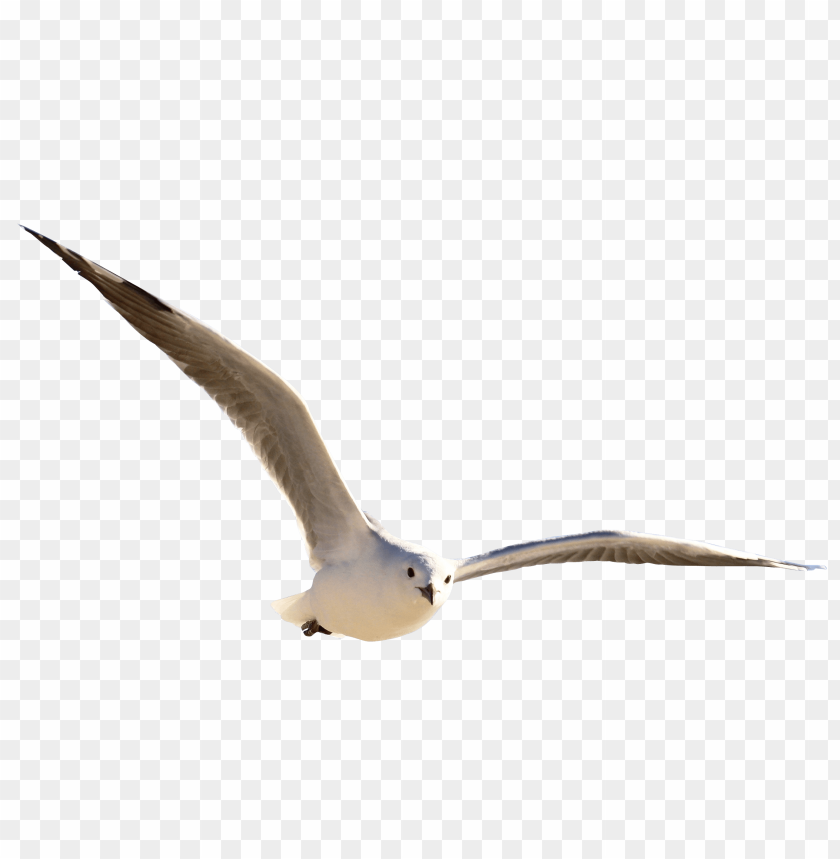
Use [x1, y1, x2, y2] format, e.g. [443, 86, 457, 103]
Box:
[25, 227, 825, 642]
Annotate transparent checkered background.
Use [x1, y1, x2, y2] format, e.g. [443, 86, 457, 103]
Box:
[2, 3, 837, 857]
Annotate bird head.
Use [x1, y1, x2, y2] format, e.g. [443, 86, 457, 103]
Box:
[398, 551, 455, 609]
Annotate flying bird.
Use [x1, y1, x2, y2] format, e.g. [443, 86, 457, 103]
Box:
[24, 227, 825, 642]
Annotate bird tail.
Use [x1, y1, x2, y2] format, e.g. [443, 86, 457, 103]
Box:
[271, 590, 314, 627]
[271, 590, 345, 638]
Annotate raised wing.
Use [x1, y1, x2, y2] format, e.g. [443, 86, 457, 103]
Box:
[454, 530, 824, 583]
[25, 227, 373, 570]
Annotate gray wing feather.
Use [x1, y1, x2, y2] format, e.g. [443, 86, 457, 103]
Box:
[26, 227, 373, 570]
[454, 530, 824, 582]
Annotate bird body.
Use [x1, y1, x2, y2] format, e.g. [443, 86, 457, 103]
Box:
[25, 226, 825, 642]
[297, 531, 453, 641]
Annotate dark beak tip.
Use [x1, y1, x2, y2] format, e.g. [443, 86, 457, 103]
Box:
[416, 583, 436, 605]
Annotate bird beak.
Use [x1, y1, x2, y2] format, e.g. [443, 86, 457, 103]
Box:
[417, 583, 436, 605]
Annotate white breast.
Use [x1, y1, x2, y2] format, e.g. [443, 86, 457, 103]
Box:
[310, 564, 445, 642]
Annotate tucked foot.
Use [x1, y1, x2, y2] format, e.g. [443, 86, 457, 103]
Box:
[301, 620, 333, 637]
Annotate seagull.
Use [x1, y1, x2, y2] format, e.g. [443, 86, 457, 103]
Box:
[24, 227, 826, 641]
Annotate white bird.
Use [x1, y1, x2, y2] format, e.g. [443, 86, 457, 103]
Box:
[24, 227, 826, 642]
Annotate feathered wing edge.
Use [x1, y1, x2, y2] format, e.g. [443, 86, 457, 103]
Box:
[24, 226, 375, 570]
[454, 530, 825, 583]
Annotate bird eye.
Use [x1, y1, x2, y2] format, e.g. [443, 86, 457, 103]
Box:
[407, 568, 415, 578]
[445, 575, 451, 584]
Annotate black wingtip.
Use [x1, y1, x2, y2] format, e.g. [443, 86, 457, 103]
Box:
[23, 225, 174, 315]
[21, 225, 68, 257]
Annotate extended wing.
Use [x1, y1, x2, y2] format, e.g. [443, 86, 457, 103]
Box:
[454, 530, 824, 583]
[26, 227, 374, 570]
